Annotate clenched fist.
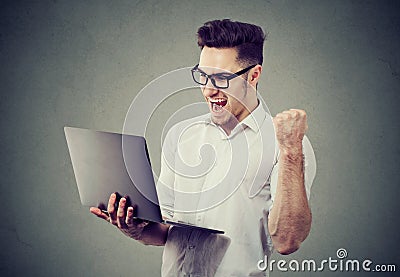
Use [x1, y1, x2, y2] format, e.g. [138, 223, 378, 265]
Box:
[273, 109, 308, 153]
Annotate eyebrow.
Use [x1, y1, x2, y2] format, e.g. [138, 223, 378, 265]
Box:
[196, 66, 233, 77]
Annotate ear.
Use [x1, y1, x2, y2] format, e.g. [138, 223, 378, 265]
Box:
[248, 65, 262, 88]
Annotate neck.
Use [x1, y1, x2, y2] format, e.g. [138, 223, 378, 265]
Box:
[221, 97, 259, 135]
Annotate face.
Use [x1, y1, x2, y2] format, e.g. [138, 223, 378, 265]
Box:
[198, 47, 261, 132]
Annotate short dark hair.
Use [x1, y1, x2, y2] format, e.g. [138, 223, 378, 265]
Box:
[197, 19, 266, 66]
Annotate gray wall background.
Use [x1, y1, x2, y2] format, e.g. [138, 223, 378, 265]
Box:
[1, 0, 399, 276]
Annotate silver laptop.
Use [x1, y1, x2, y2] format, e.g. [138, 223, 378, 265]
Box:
[64, 126, 224, 234]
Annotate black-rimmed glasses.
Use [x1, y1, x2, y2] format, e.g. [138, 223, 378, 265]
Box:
[191, 64, 257, 89]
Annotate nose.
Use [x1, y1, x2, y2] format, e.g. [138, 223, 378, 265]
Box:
[201, 81, 219, 98]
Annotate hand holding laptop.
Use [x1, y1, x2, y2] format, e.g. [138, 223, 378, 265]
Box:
[90, 192, 149, 240]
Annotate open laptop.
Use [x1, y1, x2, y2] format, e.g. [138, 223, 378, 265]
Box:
[64, 126, 224, 234]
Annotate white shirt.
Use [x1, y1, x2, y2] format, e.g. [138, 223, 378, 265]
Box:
[156, 103, 316, 276]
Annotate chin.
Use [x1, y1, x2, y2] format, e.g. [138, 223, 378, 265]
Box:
[211, 115, 223, 124]
[211, 113, 235, 128]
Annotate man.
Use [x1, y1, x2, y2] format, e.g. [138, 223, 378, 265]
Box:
[90, 19, 316, 276]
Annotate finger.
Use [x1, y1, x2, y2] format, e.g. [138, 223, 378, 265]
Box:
[108, 193, 117, 224]
[289, 108, 304, 112]
[126, 205, 148, 228]
[278, 112, 290, 121]
[117, 197, 128, 229]
[282, 110, 298, 118]
[290, 109, 307, 118]
[272, 116, 283, 127]
[273, 113, 283, 121]
[126, 206, 135, 227]
[90, 207, 109, 221]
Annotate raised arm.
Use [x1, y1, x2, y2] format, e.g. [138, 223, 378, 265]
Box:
[268, 109, 312, 255]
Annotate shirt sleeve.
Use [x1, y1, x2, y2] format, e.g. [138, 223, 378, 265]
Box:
[269, 135, 316, 210]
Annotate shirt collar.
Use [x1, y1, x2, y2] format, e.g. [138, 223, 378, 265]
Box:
[239, 101, 266, 132]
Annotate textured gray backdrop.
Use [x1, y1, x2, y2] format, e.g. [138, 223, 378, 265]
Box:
[1, 0, 399, 276]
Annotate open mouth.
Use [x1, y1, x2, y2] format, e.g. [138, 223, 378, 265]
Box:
[209, 98, 228, 113]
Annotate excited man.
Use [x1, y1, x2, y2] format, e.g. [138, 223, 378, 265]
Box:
[91, 19, 316, 276]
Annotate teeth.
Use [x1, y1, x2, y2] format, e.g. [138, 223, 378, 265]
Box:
[209, 98, 227, 103]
